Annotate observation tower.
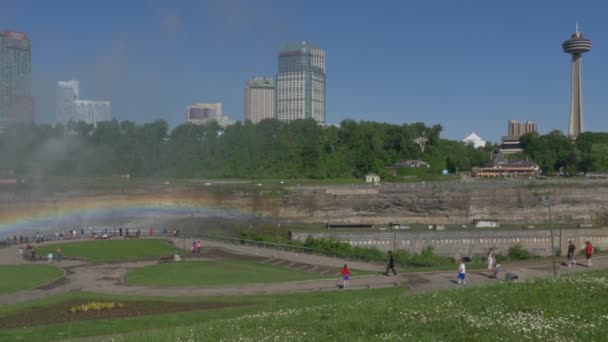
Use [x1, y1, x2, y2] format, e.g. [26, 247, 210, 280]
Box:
[562, 24, 592, 139]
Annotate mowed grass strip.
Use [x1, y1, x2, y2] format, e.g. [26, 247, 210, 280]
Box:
[124, 260, 337, 286]
[35, 239, 179, 262]
[0, 264, 63, 293]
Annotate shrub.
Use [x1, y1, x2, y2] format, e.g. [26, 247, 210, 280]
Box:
[70, 302, 125, 313]
[507, 245, 534, 260]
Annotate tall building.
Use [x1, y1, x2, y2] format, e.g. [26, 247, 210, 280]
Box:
[56, 80, 111, 125]
[0, 31, 34, 129]
[56, 80, 79, 123]
[276, 41, 325, 124]
[507, 120, 538, 138]
[244, 77, 275, 123]
[562, 25, 592, 139]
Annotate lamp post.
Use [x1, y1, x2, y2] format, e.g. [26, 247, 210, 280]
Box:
[541, 195, 557, 277]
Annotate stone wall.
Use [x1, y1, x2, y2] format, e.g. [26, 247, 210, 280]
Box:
[292, 228, 608, 258]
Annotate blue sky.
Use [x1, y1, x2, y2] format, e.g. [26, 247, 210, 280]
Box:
[1, 0, 606, 141]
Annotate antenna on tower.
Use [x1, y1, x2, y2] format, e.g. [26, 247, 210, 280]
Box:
[575, 21, 579, 33]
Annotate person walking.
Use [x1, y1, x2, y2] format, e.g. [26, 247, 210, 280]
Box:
[585, 241, 594, 267]
[457, 259, 466, 286]
[567, 240, 577, 267]
[47, 252, 53, 264]
[56, 247, 62, 263]
[341, 264, 350, 289]
[487, 249, 495, 278]
[383, 251, 397, 276]
[196, 241, 202, 254]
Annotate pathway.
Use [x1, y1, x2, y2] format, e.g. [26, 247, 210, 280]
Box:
[0, 238, 607, 305]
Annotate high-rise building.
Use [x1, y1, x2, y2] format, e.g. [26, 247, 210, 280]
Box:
[56, 80, 79, 123]
[244, 77, 275, 123]
[562, 25, 592, 139]
[507, 120, 538, 138]
[0, 31, 34, 129]
[56, 80, 111, 125]
[276, 41, 325, 124]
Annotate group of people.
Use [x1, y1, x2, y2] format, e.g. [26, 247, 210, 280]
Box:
[567, 240, 594, 267]
[191, 241, 202, 254]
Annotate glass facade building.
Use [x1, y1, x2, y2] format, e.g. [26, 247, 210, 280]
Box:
[276, 41, 325, 124]
[0, 31, 34, 130]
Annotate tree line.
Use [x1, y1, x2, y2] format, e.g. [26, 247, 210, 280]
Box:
[0, 119, 493, 179]
[520, 131, 608, 175]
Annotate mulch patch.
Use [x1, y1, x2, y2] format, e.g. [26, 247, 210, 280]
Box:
[0, 299, 249, 329]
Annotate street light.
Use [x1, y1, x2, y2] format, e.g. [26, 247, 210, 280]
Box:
[541, 194, 557, 277]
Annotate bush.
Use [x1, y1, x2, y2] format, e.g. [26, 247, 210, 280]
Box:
[507, 245, 534, 260]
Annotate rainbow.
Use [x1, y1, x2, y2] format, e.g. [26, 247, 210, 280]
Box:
[0, 194, 255, 236]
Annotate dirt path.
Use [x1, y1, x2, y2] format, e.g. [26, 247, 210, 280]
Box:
[0, 238, 607, 305]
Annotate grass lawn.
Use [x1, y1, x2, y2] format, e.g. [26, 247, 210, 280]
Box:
[35, 239, 179, 262]
[2, 270, 608, 341]
[0, 264, 63, 293]
[124, 260, 341, 286]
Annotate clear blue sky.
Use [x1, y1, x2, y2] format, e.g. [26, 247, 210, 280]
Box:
[2, 0, 606, 141]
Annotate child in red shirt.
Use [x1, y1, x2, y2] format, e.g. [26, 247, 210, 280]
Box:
[585, 241, 594, 266]
[341, 264, 350, 289]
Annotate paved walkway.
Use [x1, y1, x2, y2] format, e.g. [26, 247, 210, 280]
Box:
[0, 238, 606, 305]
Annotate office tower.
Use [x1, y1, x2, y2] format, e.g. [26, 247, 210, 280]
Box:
[276, 41, 325, 124]
[562, 25, 592, 139]
[56, 80, 111, 125]
[507, 120, 538, 138]
[244, 77, 275, 123]
[0, 31, 34, 129]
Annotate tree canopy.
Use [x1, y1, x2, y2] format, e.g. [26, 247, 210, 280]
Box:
[0, 119, 492, 179]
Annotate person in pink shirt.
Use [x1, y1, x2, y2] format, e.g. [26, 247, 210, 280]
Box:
[341, 264, 350, 289]
[196, 241, 202, 254]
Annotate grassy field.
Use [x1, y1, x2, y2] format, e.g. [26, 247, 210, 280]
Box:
[0, 264, 63, 293]
[108, 271, 608, 341]
[35, 239, 179, 262]
[2, 271, 608, 341]
[124, 260, 339, 286]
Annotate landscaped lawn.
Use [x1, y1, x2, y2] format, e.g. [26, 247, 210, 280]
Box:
[35, 239, 179, 262]
[0, 264, 63, 293]
[2, 271, 608, 341]
[124, 260, 337, 286]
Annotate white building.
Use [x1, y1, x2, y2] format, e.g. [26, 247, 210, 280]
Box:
[56, 80, 111, 125]
[74, 100, 111, 124]
[245, 77, 275, 123]
[365, 173, 380, 183]
[463, 133, 487, 148]
[276, 41, 325, 124]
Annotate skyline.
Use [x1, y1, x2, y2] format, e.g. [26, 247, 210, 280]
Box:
[1, 0, 607, 141]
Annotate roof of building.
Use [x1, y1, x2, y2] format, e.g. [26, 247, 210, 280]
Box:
[246, 77, 275, 87]
[279, 41, 322, 53]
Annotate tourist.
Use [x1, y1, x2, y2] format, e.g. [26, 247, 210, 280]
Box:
[341, 264, 350, 289]
[126, 228, 130, 237]
[47, 252, 53, 263]
[172, 229, 177, 237]
[56, 247, 62, 262]
[175, 229, 180, 237]
[585, 241, 594, 267]
[30, 248, 36, 261]
[149, 228, 153, 236]
[191, 241, 197, 255]
[80, 228, 85, 238]
[457, 259, 466, 286]
[487, 249, 495, 278]
[383, 250, 397, 276]
[196, 241, 202, 253]
[119, 228, 123, 237]
[567, 240, 576, 267]
[18, 245, 24, 258]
